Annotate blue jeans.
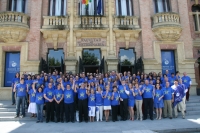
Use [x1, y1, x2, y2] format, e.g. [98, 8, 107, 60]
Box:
[16, 96, 25, 116]
[36, 104, 44, 121]
[12, 91, 15, 104]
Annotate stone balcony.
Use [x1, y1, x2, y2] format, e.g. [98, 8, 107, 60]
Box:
[152, 12, 182, 41]
[0, 11, 30, 43]
[40, 16, 69, 50]
[113, 16, 140, 30]
[75, 16, 108, 30]
[113, 16, 141, 48]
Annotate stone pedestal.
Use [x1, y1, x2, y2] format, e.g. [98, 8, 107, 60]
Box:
[65, 57, 77, 74]
[106, 57, 118, 72]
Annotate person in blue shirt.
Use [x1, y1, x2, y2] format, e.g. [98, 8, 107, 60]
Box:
[95, 86, 103, 122]
[32, 83, 44, 123]
[111, 86, 119, 122]
[14, 78, 27, 118]
[11, 72, 20, 105]
[74, 82, 88, 123]
[43, 82, 55, 123]
[54, 83, 64, 123]
[102, 85, 112, 122]
[154, 83, 164, 120]
[134, 83, 143, 121]
[128, 83, 135, 121]
[117, 76, 129, 121]
[142, 79, 154, 120]
[162, 82, 174, 119]
[61, 80, 75, 123]
[28, 83, 37, 118]
[169, 73, 176, 87]
[88, 88, 96, 122]
[181, 72, 191, 101]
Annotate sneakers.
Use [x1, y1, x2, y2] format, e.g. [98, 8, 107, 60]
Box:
[20, 115, 24, 118]
[182, 116, 185, 119]
[14, 115, 19, 118]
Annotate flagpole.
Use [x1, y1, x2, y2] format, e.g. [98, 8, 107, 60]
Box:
[81, 0, 82, 27]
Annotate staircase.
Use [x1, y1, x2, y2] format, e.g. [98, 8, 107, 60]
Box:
[0, 96, 199, 121]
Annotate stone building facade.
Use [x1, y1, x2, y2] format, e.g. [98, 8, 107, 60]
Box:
[0, 0, 198, 100]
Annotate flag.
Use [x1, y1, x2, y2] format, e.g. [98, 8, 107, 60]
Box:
[173, 85, 184, 107]
[97, 0, 102, 15]
[82, 0, 86, 4]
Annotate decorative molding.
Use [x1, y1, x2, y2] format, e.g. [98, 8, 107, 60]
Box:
[74, 30, 109, 38]
[152, 27, 182, 41]
[40, 30, 69, 50]
[0, 27, 29, 43]
[113, 29, 141, 49]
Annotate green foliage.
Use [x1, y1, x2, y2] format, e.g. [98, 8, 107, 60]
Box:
[48, 57, 61, 66]
[82, 51, 99, 65]
[121, 59, 132, 65]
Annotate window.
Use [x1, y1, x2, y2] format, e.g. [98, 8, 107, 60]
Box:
[115, 0, 133, 16]
[8, 0, 27, 13]
[192, 5, 200, 31]
[154, 0, 170, 13]
[49, 0, 67, 16]
[79, 0, 104, 16]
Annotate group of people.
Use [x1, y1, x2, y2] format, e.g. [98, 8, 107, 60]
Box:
[11, 70, 191, 123]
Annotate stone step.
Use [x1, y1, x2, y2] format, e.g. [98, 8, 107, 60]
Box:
[0, 116, 36, 121]
[0, 108, 16, 112]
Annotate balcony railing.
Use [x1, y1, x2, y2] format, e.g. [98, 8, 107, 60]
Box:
[0, 11, 29, 28]
[42, 16, 69, 30]
[113, 16, 140, 29]
[152, 12, 181, 28]
[77, 16, 108, 29]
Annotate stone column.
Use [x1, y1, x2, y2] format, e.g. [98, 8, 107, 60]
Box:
[106, 0, 118, 72]
[65, 0, 77, 74]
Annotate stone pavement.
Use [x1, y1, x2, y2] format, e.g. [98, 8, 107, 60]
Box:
[0, 115, 200, 133]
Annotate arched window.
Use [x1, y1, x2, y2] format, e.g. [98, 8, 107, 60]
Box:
[8, 0, 27, 13]
[49, 0, 67, 16]
[192, 5, 200, 31]
[115, 0, 133, 16]
[154, 0, 170, 13]
[79, 0, 104, 16]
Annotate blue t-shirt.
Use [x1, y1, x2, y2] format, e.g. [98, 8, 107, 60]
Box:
[118, 85, 129, 99]
[129, 89, 135, 100]
[169, 77, 176, 86]
[77, 88, 87, 100]
[162, 87, 174, 100]
[16, 83, 27, 97]
[134, 88, 143, 100]
[181, 76, 191, 88]
[54, 89, 64, 101]
[44, 87, 54, 102]
[35, 79, 43, 89]
[12, 78, 20, 88]
[28, 89, 36, 102]
[64, 89, 74, 104]
[142, 84, 153, 98]
[111, 92, 119, 106]
[95, 92, 103, 106]
[154, 89, 164, 104]
[35, 92, 44, 104]
[25, 79, 33, 90]
[88, 94, 96, 106]
[103, 91, 112, 106]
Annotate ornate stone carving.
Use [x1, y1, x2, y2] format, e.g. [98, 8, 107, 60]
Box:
[152, 27, 182, 41]
[0, 11, 29, 43]
[152, 12, 182, 41]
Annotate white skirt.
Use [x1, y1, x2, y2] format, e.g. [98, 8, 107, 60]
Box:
[104, 106, 111, 110]
[28, 103, 37, 114]
[88, 106, 95, 117]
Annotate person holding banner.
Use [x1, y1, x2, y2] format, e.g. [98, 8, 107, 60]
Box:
[11, 72, 20, 105]
[172, 79, 185, 119]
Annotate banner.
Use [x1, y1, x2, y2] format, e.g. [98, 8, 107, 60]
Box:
[161, 51, 176, 75]
[4, 52, 20, 87]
